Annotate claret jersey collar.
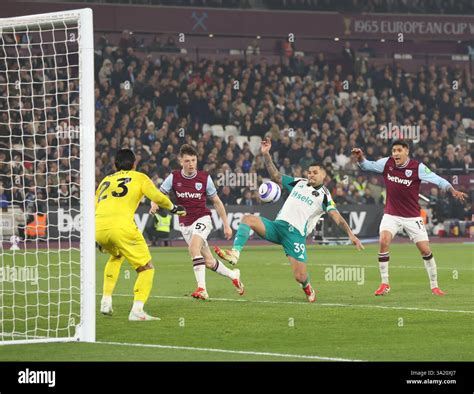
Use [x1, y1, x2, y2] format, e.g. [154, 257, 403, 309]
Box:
[181, 169, 197, 179]
[396, 158, 410, 168]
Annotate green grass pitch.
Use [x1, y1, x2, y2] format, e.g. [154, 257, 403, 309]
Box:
[0, 243, 472, 361]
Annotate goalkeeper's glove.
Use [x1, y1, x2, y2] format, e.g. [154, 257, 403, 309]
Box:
[170, 204, 186, 216]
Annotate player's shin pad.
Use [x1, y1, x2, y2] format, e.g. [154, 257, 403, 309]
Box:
[233, 223, 251, 252]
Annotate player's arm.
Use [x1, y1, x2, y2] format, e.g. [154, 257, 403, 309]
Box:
[207, 175, 232, 240]
[149, 173, 181, 214]
[142, 176, 186, 216]
[322, 190, 364, 250]
[209, 195, 232, 240]
[261, 137, 282, 184]
[418, 163, 467, 202]
[328, 210, 364, 251]
[351, 148, 388, 174]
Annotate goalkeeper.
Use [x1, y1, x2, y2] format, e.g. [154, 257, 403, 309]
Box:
[96, 149, 186, 321]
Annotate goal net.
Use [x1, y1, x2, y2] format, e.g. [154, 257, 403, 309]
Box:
[0, 9, 95, 344]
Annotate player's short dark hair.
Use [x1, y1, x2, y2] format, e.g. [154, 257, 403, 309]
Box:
[179, 144, 198, 157]
[114, 149, 135, 171]
[391, 139, 409, 150]
[308, 162, 325, 171]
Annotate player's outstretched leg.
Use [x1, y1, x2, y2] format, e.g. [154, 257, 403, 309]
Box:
[416, 241, 445, 296]
[188, 235, 209, 300]
[203, 247, 244, 296]
[375, 230, 392, 296]
[214, 214, 266, 265]
[129, 262, 160, 321]
[100, 254, 125, 316]
[288, 257, 316, 302]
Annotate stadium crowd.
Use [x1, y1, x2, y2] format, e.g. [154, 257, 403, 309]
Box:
[92, 34, 472, 222]
[0, 29, 81, 216]
[0, 30, 471, 232]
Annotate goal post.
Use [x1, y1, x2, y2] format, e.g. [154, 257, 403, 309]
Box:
[0, 8, 95, 344]
[78, 7, 96, 344]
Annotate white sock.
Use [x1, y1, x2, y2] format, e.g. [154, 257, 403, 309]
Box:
[192, 256, 206, 289]
[101, 295, 112, 304]
[210, 259, 237, 280]
[132, 300, 144, 313]
[378, 252, 389, 284]
[423, 253, 438, 289]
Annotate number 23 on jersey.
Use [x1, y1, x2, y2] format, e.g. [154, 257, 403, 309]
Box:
[97, 177, 131, 203]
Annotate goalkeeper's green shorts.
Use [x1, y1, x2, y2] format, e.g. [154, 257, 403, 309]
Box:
[260, 217, 307, 262]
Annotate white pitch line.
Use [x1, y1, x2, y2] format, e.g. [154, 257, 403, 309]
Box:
[107, 293, 474, 314]
[154, 262, 474, 270]
[95, 340, 364, 362]
[282, 263, 474, 270]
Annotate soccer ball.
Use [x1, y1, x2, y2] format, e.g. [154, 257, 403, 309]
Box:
[258, 181, 281, 203]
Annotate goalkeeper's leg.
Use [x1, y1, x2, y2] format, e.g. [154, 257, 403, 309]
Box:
[101, 254, 125, 315]
[118, 227, 160, 321]
[129, 261, 160, 321]
[214, 214, 266, 265]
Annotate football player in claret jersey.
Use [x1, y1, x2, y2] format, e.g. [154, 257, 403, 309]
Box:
[96, 149, 186, 321]
[352, 140, 467, 296]
[150, 144, 244, 300]
[215, 137, 364, 302]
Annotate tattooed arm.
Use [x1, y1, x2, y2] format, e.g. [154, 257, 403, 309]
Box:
[328, 210, 364, 251]
[261, 137, 282, 184]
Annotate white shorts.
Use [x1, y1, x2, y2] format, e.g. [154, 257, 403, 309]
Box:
[379, 214, 429, 243]
[180, 215, 213, 246]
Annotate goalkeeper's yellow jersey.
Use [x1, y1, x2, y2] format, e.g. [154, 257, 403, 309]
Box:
[95, 170, 173, 230]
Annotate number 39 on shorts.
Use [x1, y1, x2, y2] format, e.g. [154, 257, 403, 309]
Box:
[294, 243, 305, 253]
